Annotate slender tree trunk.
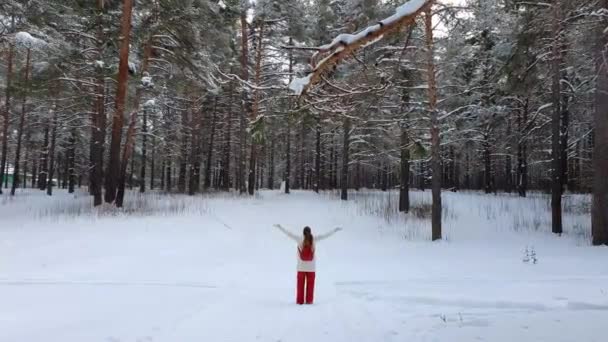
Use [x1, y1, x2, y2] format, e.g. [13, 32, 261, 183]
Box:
[39, 122, 49, 190]
[592, 0, 608, 245]
[23, 130, 30, 189]
[150, 115, 156, 190]
[239, 11, 250, 195]
[505, 116, 513, 193]
[222, 81, 234, 191]
[248, 21, 265, 196]
[268, 130, 275, 190]
[188, 104, 202, 196]
[551, 1, 563, 235]
[46, 104, 58, 196]
[284, 38, 294, 195]
[105, 0, 134, 204]
[205, 98, 218, 190]
[178, 111, 189, 194]
[340, 117, 350, 201]
[140, 108, 147, 193]
[399, 127, 410, 213]
[0, 44, 13, 195]
[31, 157, 37, 189]
[68, 130, 76, 193]
[160, 159, 165, 190]
[166, 160, 172, 191]
[483, 134, 492, 194]
[425, 7, 442, 241]
[560, 86, 569, 193]
[314, 115, 321, 193]
[285, 118, 292, 194]
[517, 98, 528, 197]
[91, 0, 106, 206]
[11, 48, 31, 196]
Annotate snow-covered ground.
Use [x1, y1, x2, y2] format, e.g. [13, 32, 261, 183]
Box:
[1, 189, 607, 342]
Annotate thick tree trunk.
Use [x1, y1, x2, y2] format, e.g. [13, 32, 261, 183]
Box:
[0, 44, 13, 195]
[340, 117, 350, 201]
[105, 0, 134, 204]
[425, 7, 442, 241]
[551, 2, 563, 235]
[11, 48, 31, 196]
[399, 127, 410, 213]
[592, 0, 608, 245]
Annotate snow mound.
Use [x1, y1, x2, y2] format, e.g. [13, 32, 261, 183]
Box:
[288, 75, 312, 96]
[15, 31, 46, 49]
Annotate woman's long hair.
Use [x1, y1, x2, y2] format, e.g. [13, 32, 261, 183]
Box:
[303, 226, 314, 247]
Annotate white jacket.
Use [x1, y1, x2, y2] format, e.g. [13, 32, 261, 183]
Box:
[275, 225, 340, 272]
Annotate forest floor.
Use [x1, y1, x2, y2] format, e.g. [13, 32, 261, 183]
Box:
[1, 189, 607, 342]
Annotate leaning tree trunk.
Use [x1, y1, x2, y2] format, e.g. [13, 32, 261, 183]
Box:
[340, 116, 350, 201]
[11, 48, 31, 196]
[425, 7, 441, 241]
[550, 2, 563, 235]
[105, 0, 134, 204]
[116, 37, 152, 207]
[399, 126, 410, 213]
[592, 0, 608, 245]
[0, 44, 13, 195]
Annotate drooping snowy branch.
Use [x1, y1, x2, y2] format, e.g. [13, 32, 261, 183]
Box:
[288, 0, 433, 96]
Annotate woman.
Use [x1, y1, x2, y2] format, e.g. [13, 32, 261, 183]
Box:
[273, 224, 342, 305]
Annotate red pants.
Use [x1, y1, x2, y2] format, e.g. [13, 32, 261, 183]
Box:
[296, 272, 316, 304]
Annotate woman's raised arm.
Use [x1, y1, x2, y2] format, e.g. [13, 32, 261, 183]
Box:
[315, 227, 343, 242]
[273, 224, 300, 242]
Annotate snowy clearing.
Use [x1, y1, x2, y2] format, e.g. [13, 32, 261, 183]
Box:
[1, 189, 607, 342]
